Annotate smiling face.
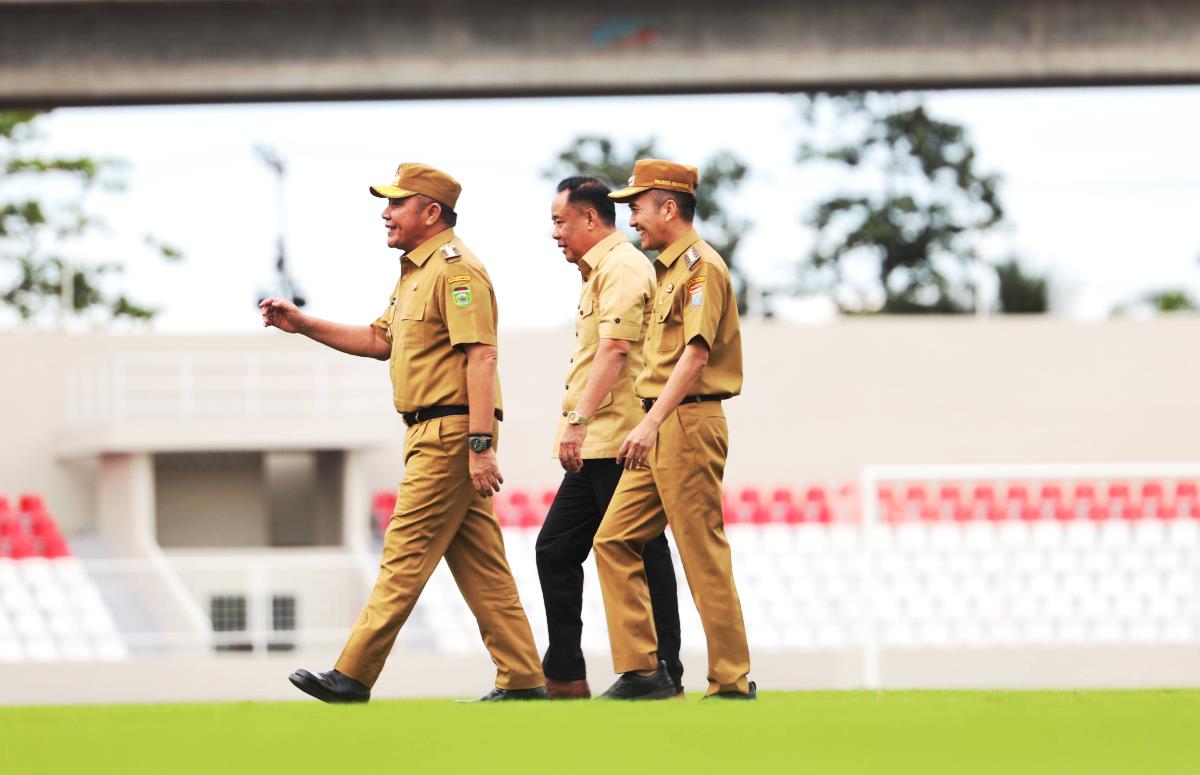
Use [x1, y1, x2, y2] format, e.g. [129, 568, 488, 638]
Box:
[550, 189, 598, 265]
[380, 195, 447, 252]
[626, 190, 673, 252]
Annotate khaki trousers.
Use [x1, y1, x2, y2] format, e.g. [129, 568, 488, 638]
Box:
[593, 401, 751, 695]
[335, 415, 544, 690]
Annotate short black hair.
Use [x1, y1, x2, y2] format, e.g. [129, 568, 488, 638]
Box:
[556, 176, 616, 227]
[652, 189, 696, 222]
[416, 194, 458, 227]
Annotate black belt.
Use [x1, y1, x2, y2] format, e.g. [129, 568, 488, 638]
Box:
[402, 405, 503, 427]
[640, 395, 726, 412]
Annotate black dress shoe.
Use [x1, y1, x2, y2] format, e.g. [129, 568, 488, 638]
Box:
[703, 680, 758, 700]
[599, 662, 678, 700]
[289, 668, 370, 704]
[460, 686, 548, 702]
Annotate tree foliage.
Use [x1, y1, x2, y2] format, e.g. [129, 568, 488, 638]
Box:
[0, 110, 182, 325]
[795, 92, 1046, 315]
[545, 135, 751, 311]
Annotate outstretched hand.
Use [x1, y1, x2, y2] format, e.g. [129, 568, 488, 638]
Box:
[260, 297, 307, 333]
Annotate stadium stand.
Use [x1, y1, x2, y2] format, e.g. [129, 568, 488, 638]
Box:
[0, 493, 128, 662]
[372, 478, 1200, 655]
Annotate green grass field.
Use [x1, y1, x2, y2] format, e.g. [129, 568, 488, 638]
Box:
[3, 690, 1199, 774]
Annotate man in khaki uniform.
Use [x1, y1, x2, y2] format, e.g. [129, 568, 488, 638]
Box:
[261, 162, 546, 703]
[536, 176, 683, 700]
[593, 159, 755, 700]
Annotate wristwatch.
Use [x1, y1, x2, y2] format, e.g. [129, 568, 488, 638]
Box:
[565, 410, 590, 426]
[468, 434, 493, 453]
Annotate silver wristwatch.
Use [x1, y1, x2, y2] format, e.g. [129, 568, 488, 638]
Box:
[565, 410, 590, 426]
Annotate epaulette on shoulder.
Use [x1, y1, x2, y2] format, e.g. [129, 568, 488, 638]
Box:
[440, 243, 462, 262]
[684, 245, 702, 270]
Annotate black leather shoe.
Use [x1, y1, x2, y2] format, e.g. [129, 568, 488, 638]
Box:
[460, 686, 549, 702]
[289, 668, 370, 704]
[599, 662, 678, 700]
[703, 680, 758, 700]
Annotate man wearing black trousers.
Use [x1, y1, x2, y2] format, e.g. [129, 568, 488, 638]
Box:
[537, 176, 684, 699]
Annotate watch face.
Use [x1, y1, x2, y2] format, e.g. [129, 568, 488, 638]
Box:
[469, 436, 490, 453]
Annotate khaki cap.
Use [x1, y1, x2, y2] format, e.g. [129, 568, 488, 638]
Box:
[369, 162, 462, 209]
[608, 159, 699, 201]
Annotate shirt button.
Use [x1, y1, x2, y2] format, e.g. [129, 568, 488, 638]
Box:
[614, 317, 621, 323]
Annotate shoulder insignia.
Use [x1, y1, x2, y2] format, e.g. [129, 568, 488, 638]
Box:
[447, 274, 471, 285]
[665, 282, 675, 293]
[440, 243, 462, 261]
[684, 246, 701, 269]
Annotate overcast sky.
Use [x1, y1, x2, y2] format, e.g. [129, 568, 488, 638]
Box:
[15, 85, 1200, 331]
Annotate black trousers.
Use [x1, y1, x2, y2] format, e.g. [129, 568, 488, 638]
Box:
[536, 458, 684, 690]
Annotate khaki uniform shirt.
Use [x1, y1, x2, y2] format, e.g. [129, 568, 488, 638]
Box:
[554, 231, 655, 459]
[372, 228, 503, 415]
[636, 228, 743, 399]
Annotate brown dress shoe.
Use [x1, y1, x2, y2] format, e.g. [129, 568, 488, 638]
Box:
[545, 678, 591, 700]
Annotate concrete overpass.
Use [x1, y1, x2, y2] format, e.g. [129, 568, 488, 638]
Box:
[1, 0, 1198, 106]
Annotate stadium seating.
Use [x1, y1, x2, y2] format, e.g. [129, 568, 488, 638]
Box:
[379, 478, 1200, 655]
[0, 492, 128, 663]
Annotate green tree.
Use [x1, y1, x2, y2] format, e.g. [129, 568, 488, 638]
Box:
[1, 110, 181, 325]
[794, 92, 1046, 315]
[545, 135, 751, 312]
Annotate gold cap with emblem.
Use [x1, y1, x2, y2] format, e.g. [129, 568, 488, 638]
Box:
[369, 162, 462, 209]
[608, 159, 700, 202]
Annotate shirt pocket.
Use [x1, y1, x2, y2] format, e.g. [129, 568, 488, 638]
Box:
[655, 292, 682, 352]
[395, 301, 427, 349]
[577, 297, 598, 345]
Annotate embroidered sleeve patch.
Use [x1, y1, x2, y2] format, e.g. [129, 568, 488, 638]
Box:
[452, 286, 472, 308]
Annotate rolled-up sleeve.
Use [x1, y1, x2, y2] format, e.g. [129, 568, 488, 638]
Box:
[595, 261, 648, 341]
[372, 298, 394, 344]
[682, 264, 728, 348]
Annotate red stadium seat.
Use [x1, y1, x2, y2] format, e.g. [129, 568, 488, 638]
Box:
[1087, 503, 1110, 522]
[738, 487, 761, 504]
[517, 507, 543, 529]
[783, 504, 805, 525]
[508, 489, 530, 507]
[1141, 481, 1164, 500]
[1108, 482, 1131, 501]
[952, 503, 972, 522]
[540, 488, 557, 507]
[0, 495, 10, 517]
[1073, 483, 1097, 502]
[7, 534, 35, 559]
[1019, 503, 1041, 522]
[1053, 503, 1075, 521]
[41, 535, 71, 558]
[772, 487, 795, 504]
[1005, 485, 1028, 502]
[971, 485, 995, 503]
[30, 513, 60, 539]
[1039, 484, 1063, 502]
[802, 486, 825, 503]
[1119, 501, 1143, 521]
[18, 493, 46, 515]
[0, 516, 19, 538]
[937, 485, 961, 503]
[749, 504, 772, 525]
[904, 485, 927, 503]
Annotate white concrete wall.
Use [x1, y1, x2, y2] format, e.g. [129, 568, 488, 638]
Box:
[3, 315, 1200, 537]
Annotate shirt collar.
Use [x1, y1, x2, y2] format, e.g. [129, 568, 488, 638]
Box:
[577, 230, 627, 278]
[403, 228, 456, 267]
[655, 228, 701, 268]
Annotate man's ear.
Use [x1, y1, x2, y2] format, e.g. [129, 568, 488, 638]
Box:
[425, 202, 442, 226]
